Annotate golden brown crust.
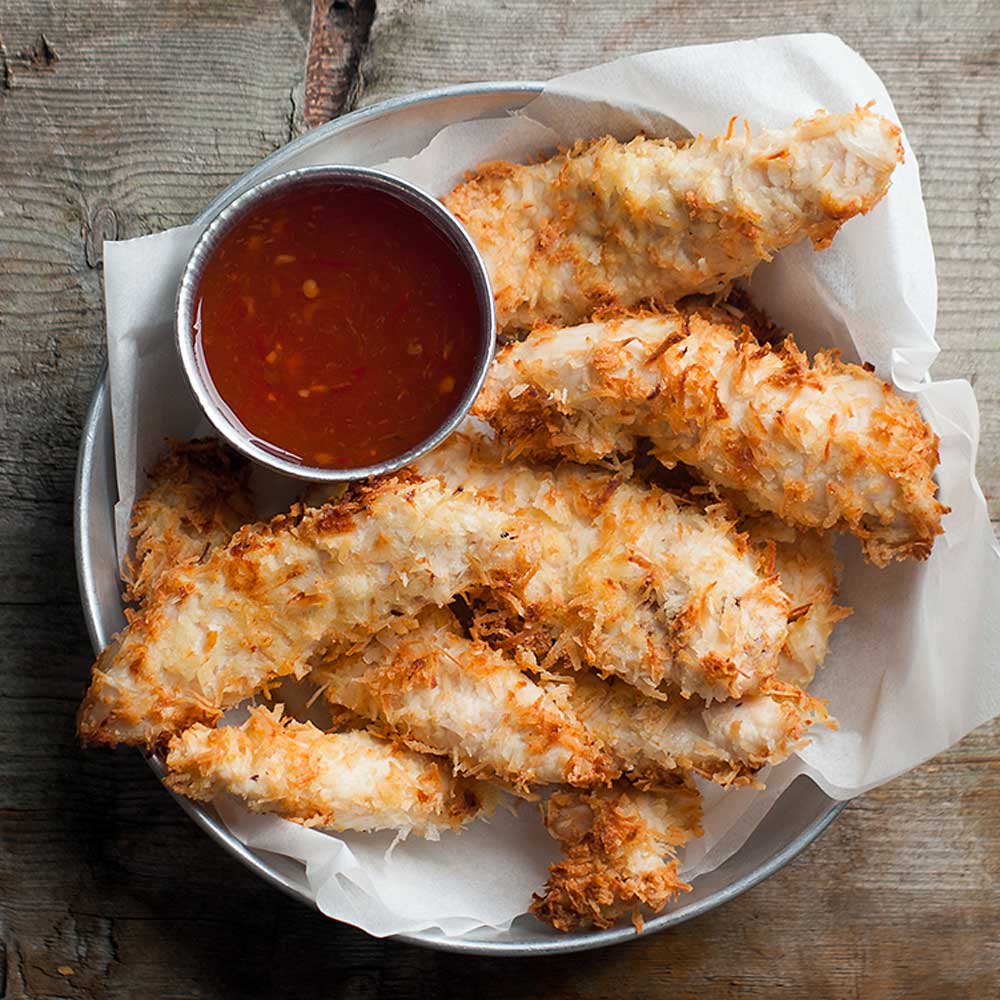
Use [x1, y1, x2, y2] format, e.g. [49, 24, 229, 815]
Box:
[79, 432, 798, 749]
[313, 608, 617, 793]
[79, 473, 513, 749]
[124, 439, 253, 604]
[447, 108, 902, 334]
[164, 706, 494, 835]
[531, 782, 702, 931]
[573, 672, 832, 789]
[414, 432, 791, 703]
[475, 310, 947, 565]
[740, 512, 852, 686]
[466, 586, 830, 791]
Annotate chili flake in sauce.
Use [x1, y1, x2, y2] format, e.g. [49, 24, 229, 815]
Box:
[193, 182, 482, 469]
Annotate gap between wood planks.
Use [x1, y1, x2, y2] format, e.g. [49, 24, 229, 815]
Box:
[304, 0, 376, 127]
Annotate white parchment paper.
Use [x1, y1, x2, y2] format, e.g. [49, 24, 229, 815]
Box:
[100, 34, 1000, 938]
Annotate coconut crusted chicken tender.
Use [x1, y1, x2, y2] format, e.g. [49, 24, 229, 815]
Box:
[463, 574, 835, 787]
[742, 513, 851, 686]
[313, 595, 824, 791]
[532, 782, 703, 931]
[568, 672, 829, 788]
[125, 439, 254, 605]
[417, 432, 790, 701]
[165, 706, 494, 836]
[460, 449, 849, 693]
[313, 607, 615, 792]
[127, 446, 490, 838]
[78, 474, 512, 748]
[445, 107, 902, 335]
[80, 452, 789, 746]
[474, 311, 946, 565]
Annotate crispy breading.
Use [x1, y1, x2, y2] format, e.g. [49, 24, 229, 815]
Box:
[312, 595, 825, 790]
[128, 455, 495, 837]
[80, 455, 788, 747]
[313, 607, 615, 791]
[568, 672, 830, 788]
[531, 782, 703, 931]
[417, 432, 790, 701]
[741, 513, 851, 685]
[78, 474, 513, 748]
[462, 546, 836, 787]
[446, 108, 902, 334]
[622, 456, 851, 685]
[164, 706, 493, 836]
[474, 311, 946, 565]
[464, 479, 848, 691]
[124, 439, 254, 604]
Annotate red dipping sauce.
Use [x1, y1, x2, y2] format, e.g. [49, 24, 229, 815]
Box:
[192, 181, 483, 470]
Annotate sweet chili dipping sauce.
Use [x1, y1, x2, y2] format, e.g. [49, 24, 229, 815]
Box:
[192, 181, 482, 469]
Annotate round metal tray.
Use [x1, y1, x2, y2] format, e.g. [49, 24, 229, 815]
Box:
[74, 81, 845, 956]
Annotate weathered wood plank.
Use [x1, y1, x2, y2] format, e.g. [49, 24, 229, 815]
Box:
[0, 1, 997, 998]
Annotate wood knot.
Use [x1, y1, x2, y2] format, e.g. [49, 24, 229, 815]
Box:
[0, 31, 59, 93]
[27, 31, 59, 69]
[83, 204, 119, 268]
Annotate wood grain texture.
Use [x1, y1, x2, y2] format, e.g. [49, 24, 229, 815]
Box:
[0, 1, 997, 998]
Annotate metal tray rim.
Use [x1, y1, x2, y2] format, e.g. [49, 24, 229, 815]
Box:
[74, 79, 846, 957]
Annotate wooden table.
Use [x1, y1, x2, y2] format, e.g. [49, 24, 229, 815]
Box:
[1, 2, 997, 997]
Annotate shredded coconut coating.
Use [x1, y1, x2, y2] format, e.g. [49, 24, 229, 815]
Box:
[460, 508, 841, 785]
[569, 672, 830, 788]
[78, 474, 513, 748]
[313, 608, 615, 791]
[742, 513, 851, 685]
[164, 707, 493, 836]
[531, 782, 703, 931]
[418, 433, 790, 701]
[446, 107, 902, 335]
[80, 452, 787, 746]
[124, 439, 254, 605]
[475, 311, 946, 565]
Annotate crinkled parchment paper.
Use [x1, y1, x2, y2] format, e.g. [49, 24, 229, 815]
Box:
[99, 34, 1000, 938]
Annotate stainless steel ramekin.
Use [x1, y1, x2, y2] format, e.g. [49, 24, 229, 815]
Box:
[175, 165, 495, 482]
